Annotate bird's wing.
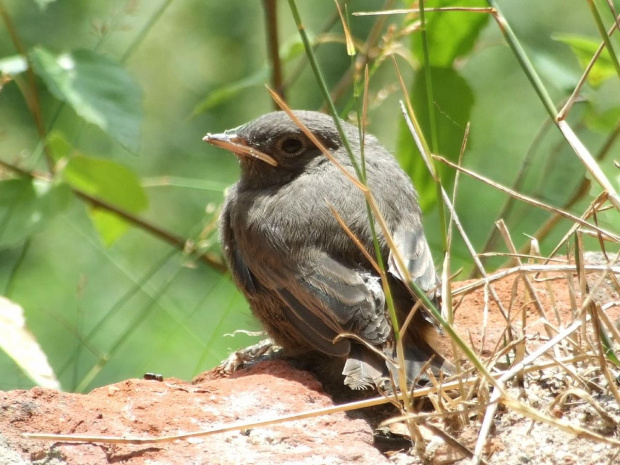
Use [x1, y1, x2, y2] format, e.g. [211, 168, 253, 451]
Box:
[274, 249, 391, 356]
[388, 226, 439, 296]
[220, 200, 258, 296]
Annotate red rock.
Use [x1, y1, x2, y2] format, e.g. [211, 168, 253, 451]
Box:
[1, 360, 389, 464]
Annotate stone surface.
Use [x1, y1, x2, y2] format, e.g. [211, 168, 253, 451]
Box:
[2, 259, 619, 464]
[1, 361, 387, 465]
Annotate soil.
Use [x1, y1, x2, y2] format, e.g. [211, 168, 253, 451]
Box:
[1, 257, 619, 464]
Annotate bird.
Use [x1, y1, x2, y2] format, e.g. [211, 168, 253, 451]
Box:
[203, 110, 450, 391]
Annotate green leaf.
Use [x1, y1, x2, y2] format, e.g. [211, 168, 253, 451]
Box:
[280, 33, 309, 62]
[410, 0, 490, 67]
[191, 33, 308, 116]
[191, 67, 269, 116]
[34, 0, 57, 10]
[553, 34, 616, 87]
[400, 1, 483, 209]
[62, 155, 148, 212]
[396, 67, 474, 210]
[530, 51, 581, 93]
[61, 155, 148, 244]
[0, 55, 28, 75]
[0, 178, 72, 248]
[46, 131, 74, 162]
[29, 47, 142, 152]
[600, 326, 620, 367]
[584, 104, 620, 133]
[89, 208, 132, 246]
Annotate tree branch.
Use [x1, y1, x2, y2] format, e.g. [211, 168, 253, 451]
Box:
[0, 159, 227, 273]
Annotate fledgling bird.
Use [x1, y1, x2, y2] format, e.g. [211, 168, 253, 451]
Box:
[204, 110, 450, 390]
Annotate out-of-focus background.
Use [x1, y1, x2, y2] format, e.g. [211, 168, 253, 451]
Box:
[0, 0, 618, 392]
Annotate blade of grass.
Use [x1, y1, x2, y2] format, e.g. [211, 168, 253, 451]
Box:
[434, 154, 620, 243]
[392, 58, 448, 261]
[496, 219, 556, 338]
[283, 1, 404, 345]
[268, 84, 422, 444]
[486, 1, 620, 211]
[483, 1, 557, 118]
[557, 120, 620, 211]
[361, 4, 620, 212]
[417, 0, 438, 154]
[354, 7, 497, 17]
[327, 0, 396, 109]
[120, 0, 173, 64]
[478, 117, 554, 268]
[74, 258, 184, 392]
[558, 15, 620, 120]
[586, 0, 620, 77]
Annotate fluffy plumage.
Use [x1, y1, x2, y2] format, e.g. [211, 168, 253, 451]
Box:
[205, 110, 450, 390]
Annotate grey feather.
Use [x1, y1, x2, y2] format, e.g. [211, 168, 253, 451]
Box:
[211, 110, 451, 390]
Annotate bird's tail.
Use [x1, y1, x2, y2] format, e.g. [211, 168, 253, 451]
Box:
[342, 345, 386, 390]
[386, 342, 451, 388]
[342, 340, 451, 391]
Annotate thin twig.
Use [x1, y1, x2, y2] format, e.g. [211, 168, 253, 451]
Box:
[262, 0, 285, 105]
[434, 154, 620, 243]
[0, 1, 53, 170]
[0, 159, 227, 273]
[557, 13, 620, 120]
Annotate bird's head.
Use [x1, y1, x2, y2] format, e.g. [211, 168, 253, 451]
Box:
[203, 111, 355, 187]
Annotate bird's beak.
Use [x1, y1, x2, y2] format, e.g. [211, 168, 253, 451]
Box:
[203, 132, 278, 167]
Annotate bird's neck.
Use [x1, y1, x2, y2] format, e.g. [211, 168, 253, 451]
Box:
[238, 158, 304, 190]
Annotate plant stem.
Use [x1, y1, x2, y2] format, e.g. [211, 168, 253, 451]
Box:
[0, 159, 227, 273]
[0, 1, 53, 171]
[263, 0, 285, 105]
[418, 0, 439, 154]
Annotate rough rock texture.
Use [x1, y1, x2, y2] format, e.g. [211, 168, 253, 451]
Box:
[1, 361, 387, 465]
[1, 259, 619, 464]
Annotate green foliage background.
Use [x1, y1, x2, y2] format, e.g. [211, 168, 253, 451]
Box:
[0, 0, 618, 392]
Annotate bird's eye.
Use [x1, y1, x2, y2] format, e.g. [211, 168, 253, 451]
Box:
[278, 136, 305, 155]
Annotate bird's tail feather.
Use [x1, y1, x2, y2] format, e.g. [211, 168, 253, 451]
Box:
[387, 344, 451, 387]
[342, 345, 384, 390]
[342, 342, 451, 391]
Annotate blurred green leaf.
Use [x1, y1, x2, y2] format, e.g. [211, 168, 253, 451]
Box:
[0, 55, 28, 75]
[530, 51, 581, 92]
[553, 34, 616, 87]
[0, 178, 72, 248]
[29, 47, 142, 152]
[191, 33, 308, 116]
[584, 104, 620, 133]
[400, 1, 484, 210]
[62, 156, 147, 213]
[90, 208, 132, 246]
[280, 33, 309, 61]
[61, 155, 148, 244]
[47, 131, 73, 162]
[410, 0, 489, 67]
[602, 335, 620, 368]
[34, 0, 57, 10]
[396, 67, 474, 210]
[192, 67, 269, 116]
